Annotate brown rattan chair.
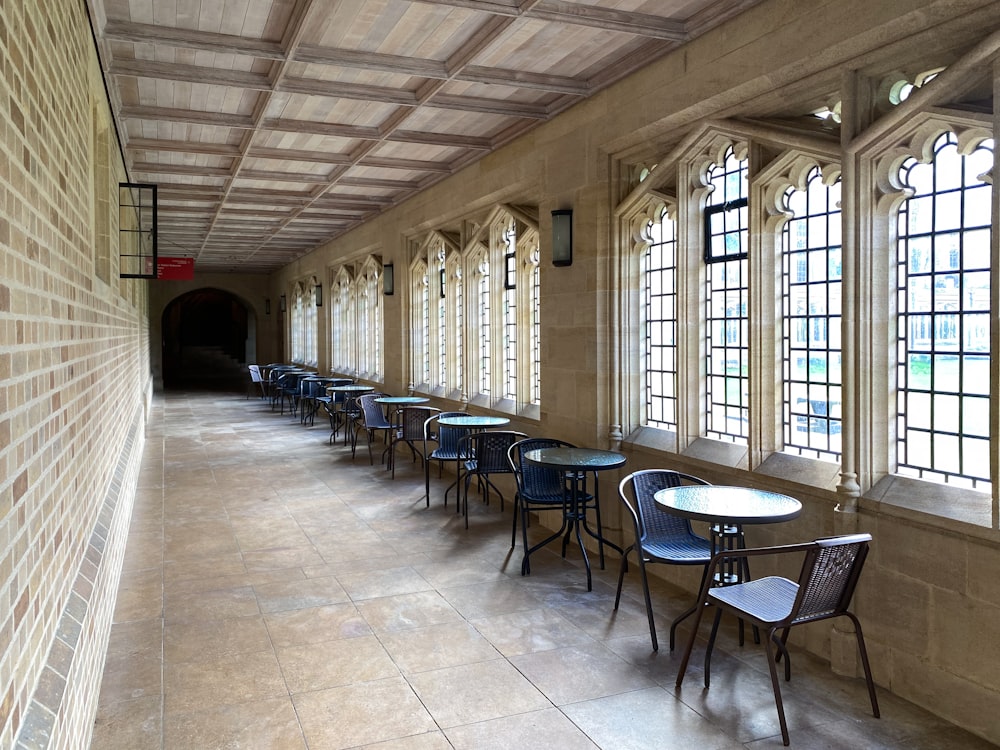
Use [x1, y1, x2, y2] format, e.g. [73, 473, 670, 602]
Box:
[675, 533, 879, 746]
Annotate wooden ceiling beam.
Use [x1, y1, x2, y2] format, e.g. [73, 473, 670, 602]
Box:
[358, 156, 453, 173]
[248, 146, 353, 164]
[109, 59, 271, 89]
[386, 130, 492, 149]
[263, 117, 381, 140]
[280, 76, 419, 105]
[293, 45, 447, 78]
[426, 93, 548, 119]
[127, 138, 242, 157]
[120, 106, 254, 129]
[102, 20, 286, 59]
[528, 1, 687, 40]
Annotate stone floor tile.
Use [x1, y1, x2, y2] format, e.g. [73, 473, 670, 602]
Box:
[163, 697, 306, 750]
[407, 659, 551, 728]
[293, 676, 437, 750]
[276, 634, 400, 693]
[444, 707, 600, 750]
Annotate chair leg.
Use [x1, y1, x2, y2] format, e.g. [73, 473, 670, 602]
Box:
[510, 495, 520, 548]
[703, 608, 723, 689]
[521, 506, 533, 575]
[846, 612, 880, 718]
[636, 557, 659, 652]
[613, 545, 633, 610]
[669, 565, 710, 652]
[763, 627, 791, 746]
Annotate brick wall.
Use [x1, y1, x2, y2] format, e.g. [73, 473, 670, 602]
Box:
[0, 0, 151, 747]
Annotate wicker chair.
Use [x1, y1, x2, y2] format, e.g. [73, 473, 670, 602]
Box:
[389, 406, 440, 477]
[676, 533, 879, 746]
[421, 412, 470, 508]
[351, 393, 393, 464]
[457, 430, 528, 528]
[615, 469, 713, 652]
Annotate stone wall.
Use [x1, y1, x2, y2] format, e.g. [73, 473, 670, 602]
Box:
[0, 0, 150, 747]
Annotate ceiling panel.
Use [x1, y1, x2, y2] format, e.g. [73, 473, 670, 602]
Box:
[90, 0, 765, 272]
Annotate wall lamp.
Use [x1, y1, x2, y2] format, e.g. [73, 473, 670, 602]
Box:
[384, 263, 394, 296]
[265, 298, 271, 315]
[279, 294, 287, 312]
[551, 209, 573, 267]
[314, 283, 323, 307]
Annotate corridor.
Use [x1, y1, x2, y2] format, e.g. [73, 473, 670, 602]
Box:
[90, 391, 989, 749]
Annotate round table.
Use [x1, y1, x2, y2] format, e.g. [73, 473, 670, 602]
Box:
[654, 485, 802, 585]
[437, 415, 510, 428]
[375, 396, 429, 405]
[524, 447, 626, 591]
[375, 396, 430, 420]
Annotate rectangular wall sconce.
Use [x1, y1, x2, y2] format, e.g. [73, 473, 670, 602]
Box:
[314, 284, 323, 307]
[384, 263, 394, 296]
[279, 294, 287, 312]
[265, 298, 271, 315]
[551, 209, 573, 267]
[439, 268, 446, 299]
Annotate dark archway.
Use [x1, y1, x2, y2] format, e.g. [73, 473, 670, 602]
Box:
[162, 288, 251, 390]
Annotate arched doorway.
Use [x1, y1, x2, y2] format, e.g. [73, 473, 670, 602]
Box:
[162, 288, 254, 390]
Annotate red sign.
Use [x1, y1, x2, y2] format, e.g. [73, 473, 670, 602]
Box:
[156, 256, 195, 280]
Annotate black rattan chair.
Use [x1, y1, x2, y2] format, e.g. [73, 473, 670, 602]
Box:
[389, 406, 440, 477]
[615, 469, 713, 652]
[422, 412, 470, 508]
[676, 533, 879, 746]
[457, 430, 528, 528]
[351, 393, 392, 464]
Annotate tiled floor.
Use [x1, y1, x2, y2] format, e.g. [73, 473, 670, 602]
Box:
[91, 390, 994, 749]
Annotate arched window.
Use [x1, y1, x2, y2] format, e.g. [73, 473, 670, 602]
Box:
[290, 285, 305, 364]
[410, 257, 429, 389]
[895, 132, 993, 488]
[331, 269, 353, 374]
[781, 168, 843, 460]
[304, 279, 318, 367]
[642, 204, 678, 430]
[704, 145, 750, 443]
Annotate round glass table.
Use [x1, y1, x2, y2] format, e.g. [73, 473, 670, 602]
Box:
[523, 447, 627, 591]
[654, 485, 802, 585]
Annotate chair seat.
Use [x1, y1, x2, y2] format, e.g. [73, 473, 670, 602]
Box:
[709, 576, 799, 624]
[644, 536, 712, 564]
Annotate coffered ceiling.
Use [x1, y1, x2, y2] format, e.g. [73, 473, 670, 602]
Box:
[88, 0, 764, 273]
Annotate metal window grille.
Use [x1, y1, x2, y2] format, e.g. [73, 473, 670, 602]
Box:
[643, 205, 678, 430]
[479, 261, 491, 396]
[896, 133, 993, 489]
[782, 169, 843, 460]
[704, 147, 749, 442]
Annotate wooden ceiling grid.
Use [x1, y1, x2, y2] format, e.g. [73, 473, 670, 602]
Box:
[90, 0, 765, 272]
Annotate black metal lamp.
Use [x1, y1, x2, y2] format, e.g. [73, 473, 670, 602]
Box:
[551, 209, 572, 267]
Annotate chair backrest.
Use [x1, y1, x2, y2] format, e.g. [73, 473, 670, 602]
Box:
[424, 412, 470, 453]
[327, 379, 354, 404]
[463, 430, 529, 474]
[790, 533, 872, 626]
[508, 437, 576, 501]
[619, 469, 709, 546]
[398, 406, 440, 439]
[358, 393, 392, 428]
